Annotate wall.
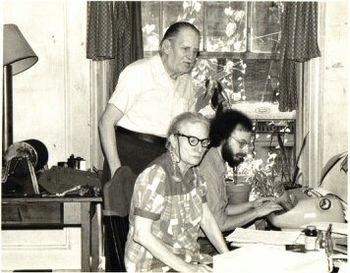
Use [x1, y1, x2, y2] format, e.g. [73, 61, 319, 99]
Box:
[3, 0, 93, 168]
[2, 1, 91, 270]
[2, 228, 81, 270]
[319, 1, 348, 199]
[300, 1, 348, 202]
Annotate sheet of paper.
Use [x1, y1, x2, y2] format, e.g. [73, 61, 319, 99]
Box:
[226, 228, 302, 245]
[213, 245, 329, 273]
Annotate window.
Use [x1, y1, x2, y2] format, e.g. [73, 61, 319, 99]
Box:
[142, 1, 281, 54]
[141, 1, 287, 113]
[141, 1, 296, 185]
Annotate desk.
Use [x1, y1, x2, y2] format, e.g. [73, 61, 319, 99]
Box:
[2, 196, 103, 272]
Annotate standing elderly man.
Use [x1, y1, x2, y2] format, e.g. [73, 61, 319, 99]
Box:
[198, 110, 282, 250]
[99, 21, 201, 179]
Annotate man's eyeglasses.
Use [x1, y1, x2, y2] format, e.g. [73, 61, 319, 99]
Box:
[175, 133, 210, 148]
[229, 135, 252, 150]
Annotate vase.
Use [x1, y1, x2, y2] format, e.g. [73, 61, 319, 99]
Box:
[226, 182, 252, 205]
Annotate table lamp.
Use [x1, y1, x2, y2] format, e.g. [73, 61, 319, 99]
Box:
[3, 24, 38, 152]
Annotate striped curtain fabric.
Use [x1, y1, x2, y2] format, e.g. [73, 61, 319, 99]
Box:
[86, 1, 114, 60]
[278, 2, 321, 112]
[86, 1, 143, 96]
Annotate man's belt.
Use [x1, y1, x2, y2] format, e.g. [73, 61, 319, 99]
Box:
[116, 127, 166, 146]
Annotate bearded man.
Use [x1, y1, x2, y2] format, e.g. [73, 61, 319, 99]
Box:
[198, 110, 282, 254]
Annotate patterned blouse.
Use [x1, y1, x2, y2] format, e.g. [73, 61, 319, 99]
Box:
[124, 152, 208, 272]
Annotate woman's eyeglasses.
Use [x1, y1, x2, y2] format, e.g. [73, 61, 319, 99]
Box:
[175, 133, 210, 148]
[229, 135, 252, 150]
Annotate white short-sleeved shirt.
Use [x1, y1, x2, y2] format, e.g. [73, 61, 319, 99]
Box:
[108, 54, 196, 137]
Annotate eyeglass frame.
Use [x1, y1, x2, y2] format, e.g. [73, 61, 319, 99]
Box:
[229, 135, 252, 150]
[175, 133, 210, 148]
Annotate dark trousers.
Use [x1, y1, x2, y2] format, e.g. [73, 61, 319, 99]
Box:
[104, 216, 129, 272]
[102, 127, 166, 185]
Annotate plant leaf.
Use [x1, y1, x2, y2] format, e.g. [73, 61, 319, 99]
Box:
[319, 152, 348, 186]
[277, 132, 291, 183]
[291, 132, 309, 186]
[340, 155, 348, 173]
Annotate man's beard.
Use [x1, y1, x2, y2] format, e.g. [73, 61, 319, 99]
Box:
[221, 142, 244, 168]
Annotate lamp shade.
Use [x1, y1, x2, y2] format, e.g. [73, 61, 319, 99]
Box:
[3, 24, 38, 75]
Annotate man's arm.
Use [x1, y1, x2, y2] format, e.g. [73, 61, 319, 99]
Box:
[204, 179, 258, 231]
[220, 202, 283, 231]
[220, 209, 260, 231]
[225, 202, 255, 215]
[225, 197, 277, 216]
[98, 104, 124, 178]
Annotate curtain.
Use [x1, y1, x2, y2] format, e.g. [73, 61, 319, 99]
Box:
[111, 1, 143, 91]
[86, 1, 144, 97]
[278, 2, 321, 112]
[87, 1, 114, 60]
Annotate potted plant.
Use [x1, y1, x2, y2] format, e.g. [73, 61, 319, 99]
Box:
[243, 152, 297, 211]
[224, 155, 258, 205]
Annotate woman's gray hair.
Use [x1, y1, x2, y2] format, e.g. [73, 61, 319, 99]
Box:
[166, 112, 209, 148]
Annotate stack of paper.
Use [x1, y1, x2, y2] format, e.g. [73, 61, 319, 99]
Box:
[213, 245, 329, 273]
[226, 228, 303, 246]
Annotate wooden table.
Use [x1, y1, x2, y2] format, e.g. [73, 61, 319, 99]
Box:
[2, 196, 103, 272]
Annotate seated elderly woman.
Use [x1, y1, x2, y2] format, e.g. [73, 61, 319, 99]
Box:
[124, 112, 229, 272]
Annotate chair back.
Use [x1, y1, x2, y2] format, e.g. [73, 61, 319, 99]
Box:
[102, 166, 137, 272]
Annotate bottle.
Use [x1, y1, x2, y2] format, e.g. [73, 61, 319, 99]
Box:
[316, 230, 326, 250]
[304, 225, 318, 251]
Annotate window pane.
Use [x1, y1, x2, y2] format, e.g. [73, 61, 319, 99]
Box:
[233, 59, 279, 103]
[141, 1, 160, 55]
[251, 2, 281, 53]
[206, 1, 247, 52]
[192, 58, 279, 104]
[162, 1, 204, 49]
